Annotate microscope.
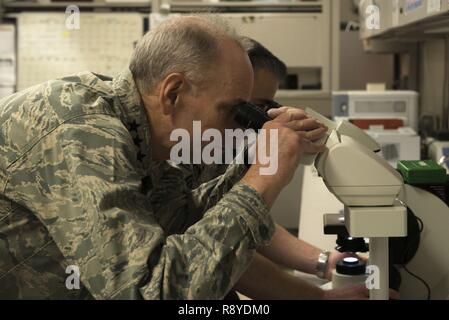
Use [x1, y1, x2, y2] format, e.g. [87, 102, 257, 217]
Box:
[305, 108, 408, 299]
[308, 108, 449, 300]
[234, 103, 449, 300]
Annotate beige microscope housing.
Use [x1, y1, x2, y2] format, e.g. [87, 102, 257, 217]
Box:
[305, 108, 408, 300]
[306, 107, 405, 208]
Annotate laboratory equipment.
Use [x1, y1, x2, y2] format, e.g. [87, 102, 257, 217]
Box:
[332, 91, 421, 167]
[366, 127, 420, 168]
[332, 91, 419, 131]
[233, 99, 448, 300]
[308, 108, 449, 300]
[332, 257, 368, 289]
[308, 109, 408, 300]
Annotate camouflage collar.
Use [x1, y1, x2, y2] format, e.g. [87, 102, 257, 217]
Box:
[112, 69, 152, 171]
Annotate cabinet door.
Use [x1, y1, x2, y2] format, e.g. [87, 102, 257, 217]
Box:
[399, 0, 427, 26]
[222, 13, 327, 68]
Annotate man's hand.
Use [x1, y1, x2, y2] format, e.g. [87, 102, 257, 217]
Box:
[240, 107, 328, 207]
[323, 284, 369, 300]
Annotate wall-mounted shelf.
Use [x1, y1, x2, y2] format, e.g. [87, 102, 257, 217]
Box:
[360, 0, 449, 42]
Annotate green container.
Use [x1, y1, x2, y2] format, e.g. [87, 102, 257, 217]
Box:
[397, 160, 448, 185]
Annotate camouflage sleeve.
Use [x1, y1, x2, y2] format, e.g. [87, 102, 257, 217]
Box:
[193, 163, 230, 185]
[191, 163, 250, 212]
[170, 160, 265, 228]
[6, 114, 274, 299]
[167, 160, 252, 212]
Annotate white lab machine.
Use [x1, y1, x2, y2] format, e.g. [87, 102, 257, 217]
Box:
[366, 127, 421, 168]
[332, 91, 419, 131]
[332, 90, 421, 167]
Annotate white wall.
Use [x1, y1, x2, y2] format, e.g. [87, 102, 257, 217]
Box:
[339, 30, 394, 90]
[339, 0, 395, 91]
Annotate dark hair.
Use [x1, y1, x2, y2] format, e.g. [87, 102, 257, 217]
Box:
[241, 37, 287, 82]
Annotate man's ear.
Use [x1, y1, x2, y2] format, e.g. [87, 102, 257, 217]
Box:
[158, 73, 186, 115]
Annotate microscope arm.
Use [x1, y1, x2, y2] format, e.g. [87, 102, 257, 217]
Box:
[304, 107, 404, 207]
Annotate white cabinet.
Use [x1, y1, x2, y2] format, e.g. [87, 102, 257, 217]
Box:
[223, 13, 330, 92]
[360, 0, 449, 40]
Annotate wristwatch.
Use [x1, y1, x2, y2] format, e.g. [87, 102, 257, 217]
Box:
[316, 251, 331, 279]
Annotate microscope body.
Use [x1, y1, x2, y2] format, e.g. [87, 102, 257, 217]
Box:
[305, 108, 408, 299]
[233, 104, 448, 298]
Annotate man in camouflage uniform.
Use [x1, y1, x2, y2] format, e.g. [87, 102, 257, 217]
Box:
[0, 15, 363, 299]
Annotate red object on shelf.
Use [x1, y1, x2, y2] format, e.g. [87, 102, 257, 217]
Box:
[350, 119, 404, 130]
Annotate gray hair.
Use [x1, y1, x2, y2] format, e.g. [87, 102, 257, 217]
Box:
[130, 14, 242, 95]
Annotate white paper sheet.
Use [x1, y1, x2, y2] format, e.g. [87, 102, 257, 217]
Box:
[17, 13, 143, 90]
